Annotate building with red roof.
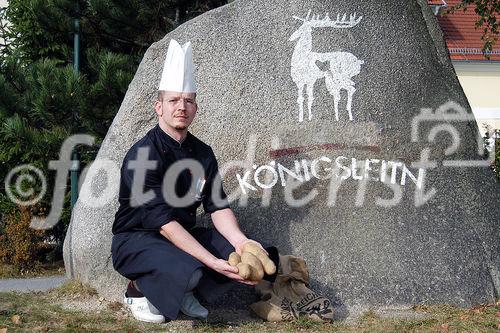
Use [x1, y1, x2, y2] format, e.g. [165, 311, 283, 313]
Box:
[430, 0, 500, 61]
[429, 0, 500, 135]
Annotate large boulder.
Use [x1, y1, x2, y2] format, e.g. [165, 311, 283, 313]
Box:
[64, 0, 499, 316]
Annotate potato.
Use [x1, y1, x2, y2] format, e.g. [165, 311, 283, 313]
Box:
[237, 262, 261, 281]
[236, 263, 251, 279]
[242, 242, 276, 275]
[228, 252, 241, 266]
[241, 252, 264, 280]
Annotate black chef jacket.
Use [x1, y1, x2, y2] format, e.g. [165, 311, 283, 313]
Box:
[112, 124, 230, 234]
[110, 124, 279, 321]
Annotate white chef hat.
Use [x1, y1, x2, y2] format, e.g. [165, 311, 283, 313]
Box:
[158, 39, 197, 93]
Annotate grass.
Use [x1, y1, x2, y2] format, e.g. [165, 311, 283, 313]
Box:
[0, 283, 498, 333]
[0, 261, 65, 279]
[52, 280, 98, 298]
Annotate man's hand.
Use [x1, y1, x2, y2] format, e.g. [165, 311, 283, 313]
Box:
[232, 239, 276, 277]
[209, 258, 258, 286]
[234, 239, 268, 256]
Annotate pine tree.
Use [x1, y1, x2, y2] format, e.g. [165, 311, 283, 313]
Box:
[0, 0, 228, 267]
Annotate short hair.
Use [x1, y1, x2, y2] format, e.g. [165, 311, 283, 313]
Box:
[157, 90, 197, 102]
[157, 90, 165, 101]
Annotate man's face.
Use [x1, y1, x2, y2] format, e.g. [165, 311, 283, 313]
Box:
[155, 91, 197, 131]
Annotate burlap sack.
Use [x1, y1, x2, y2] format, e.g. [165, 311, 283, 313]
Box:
[250, 255, 334, 322]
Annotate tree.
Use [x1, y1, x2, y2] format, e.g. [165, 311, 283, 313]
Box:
[0, 0, 228, 268]
[1, 0, 228, 60]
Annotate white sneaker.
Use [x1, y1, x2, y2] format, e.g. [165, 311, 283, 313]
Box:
[180, 292, 209, 319]
[124, 295, 165, 323]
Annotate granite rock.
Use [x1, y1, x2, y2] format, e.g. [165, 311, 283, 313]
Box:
[63, 0, 499, 315]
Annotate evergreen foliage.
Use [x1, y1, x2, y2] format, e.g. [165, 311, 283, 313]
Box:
[0, 0, 227, 268]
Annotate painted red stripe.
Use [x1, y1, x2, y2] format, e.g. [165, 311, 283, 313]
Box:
[269, 143, 381, 158]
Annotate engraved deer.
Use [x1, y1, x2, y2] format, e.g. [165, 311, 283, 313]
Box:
[290, 11, 364, 122]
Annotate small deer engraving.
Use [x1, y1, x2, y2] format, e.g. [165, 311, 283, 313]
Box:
[290, 11, 364, 122]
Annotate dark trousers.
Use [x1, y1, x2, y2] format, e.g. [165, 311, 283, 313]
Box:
[112, 227, 278, 320]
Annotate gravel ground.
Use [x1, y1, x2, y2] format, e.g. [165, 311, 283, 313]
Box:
[57, 292, 430, 327]
[58, 292, 264, 330]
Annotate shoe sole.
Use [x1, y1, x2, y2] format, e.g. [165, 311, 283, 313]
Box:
[130, 313, 165, 323]
[123, 298, 165, 323]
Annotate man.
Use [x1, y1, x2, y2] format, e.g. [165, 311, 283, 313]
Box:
[111, 39, 278, 323]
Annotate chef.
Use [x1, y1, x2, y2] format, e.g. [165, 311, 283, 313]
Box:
[111, 39, 279, 323]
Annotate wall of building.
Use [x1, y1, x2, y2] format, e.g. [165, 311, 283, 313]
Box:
[453, 62, 500, 136]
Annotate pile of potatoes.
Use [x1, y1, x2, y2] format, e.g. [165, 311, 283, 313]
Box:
[228, 242, 276, 281]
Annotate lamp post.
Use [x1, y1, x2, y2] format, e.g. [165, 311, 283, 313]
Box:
[68, 6, 81, 279]
[70, 11, 80, 209]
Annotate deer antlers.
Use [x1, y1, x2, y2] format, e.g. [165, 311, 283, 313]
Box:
[293, 10, 362, 28]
